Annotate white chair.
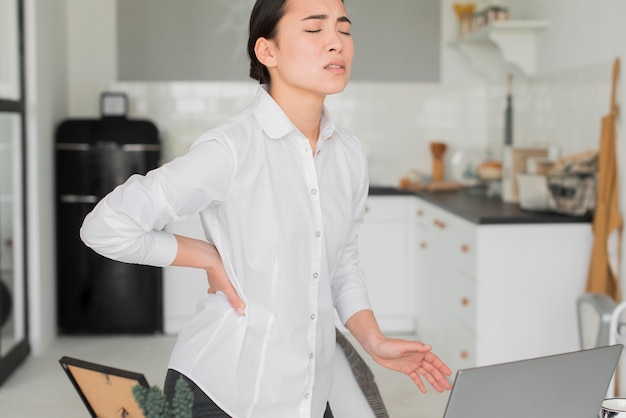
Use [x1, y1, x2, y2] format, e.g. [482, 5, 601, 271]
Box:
[577, 293, 616, 350]
[607, 301, 626, 397]
[576, 292, 626, 398]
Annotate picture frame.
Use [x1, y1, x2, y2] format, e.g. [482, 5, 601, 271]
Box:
[59, 356, 149, 418]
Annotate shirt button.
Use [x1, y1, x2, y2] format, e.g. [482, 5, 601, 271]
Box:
[310, 314, 316, 320]
[311, 188, 318, 195]
[304, 393, 311, 399]
[310, 353, 315, 359]
[313, 272, 319, 279]
[315, 231, 321, 238]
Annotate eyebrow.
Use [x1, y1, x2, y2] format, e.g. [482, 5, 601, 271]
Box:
[301, 14, 352, 24]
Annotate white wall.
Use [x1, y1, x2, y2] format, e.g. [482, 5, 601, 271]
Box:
[24, 0, 68, 354]
[506, 0, 626, 75]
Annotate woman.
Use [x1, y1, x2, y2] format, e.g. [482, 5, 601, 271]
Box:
[80, 0, 451, 416]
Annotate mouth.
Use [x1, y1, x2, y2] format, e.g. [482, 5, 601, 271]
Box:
[325, 63, 347, 74]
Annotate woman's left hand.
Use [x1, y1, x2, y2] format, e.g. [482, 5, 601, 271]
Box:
[368, 337, 452, 393]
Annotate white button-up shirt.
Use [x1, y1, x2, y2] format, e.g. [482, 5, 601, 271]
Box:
[80, 86, 372, 418]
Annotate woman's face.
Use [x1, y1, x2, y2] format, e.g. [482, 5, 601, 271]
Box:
[262, 0, 354, 98]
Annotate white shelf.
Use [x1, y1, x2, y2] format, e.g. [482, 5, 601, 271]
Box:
[449, 20, 549, 80]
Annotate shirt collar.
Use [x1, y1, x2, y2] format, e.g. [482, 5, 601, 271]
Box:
[253, 85, 337, 141]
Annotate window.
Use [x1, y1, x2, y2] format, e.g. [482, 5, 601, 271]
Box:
[0, 0, 29, 385]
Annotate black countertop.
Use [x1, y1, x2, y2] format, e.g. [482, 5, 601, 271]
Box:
[369, 186, 592, 225]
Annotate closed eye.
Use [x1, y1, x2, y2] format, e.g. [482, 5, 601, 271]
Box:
[305, 29, 321, 33]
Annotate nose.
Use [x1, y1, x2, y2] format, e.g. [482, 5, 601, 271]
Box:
[327, 31, 344, 53]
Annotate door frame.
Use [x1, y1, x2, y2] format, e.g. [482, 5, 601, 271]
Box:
[0, 0, 30, 385]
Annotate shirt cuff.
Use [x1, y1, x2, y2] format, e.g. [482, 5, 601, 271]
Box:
[335, 293, 372, 326]
[146, 229, 178, 267]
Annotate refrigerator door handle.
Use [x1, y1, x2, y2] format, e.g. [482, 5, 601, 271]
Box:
[56, 143, 90, 151]
[60, 194, 98, 204]
[122, 144, 161, 152]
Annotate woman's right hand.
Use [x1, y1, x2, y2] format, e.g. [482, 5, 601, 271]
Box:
[203, 244, 246, 315]
[172, 234, 246, 316]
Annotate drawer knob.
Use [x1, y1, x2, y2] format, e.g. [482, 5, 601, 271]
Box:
[461, 297, 470, 306]
[417, 209, 424, 217]
[434, 219, 446, 229]
[461, 244, 470, 253]
[460, 350, 469, 359]
[420, 242, 428, 249]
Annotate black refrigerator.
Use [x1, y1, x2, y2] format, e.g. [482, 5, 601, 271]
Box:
[55, 116, 163, 334]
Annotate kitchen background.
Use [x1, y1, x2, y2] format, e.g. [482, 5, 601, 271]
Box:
[19, 0, 626, 362]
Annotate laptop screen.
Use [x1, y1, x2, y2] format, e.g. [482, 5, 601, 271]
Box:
[443, 345, 622, 418]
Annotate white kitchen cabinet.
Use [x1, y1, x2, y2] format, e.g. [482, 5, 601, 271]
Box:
[358, 195, 417, 334]
[164, 195, 418, 335]
[414, 197, 593, 374]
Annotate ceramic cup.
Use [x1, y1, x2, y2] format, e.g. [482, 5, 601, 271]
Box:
[600, 398, 626, 417]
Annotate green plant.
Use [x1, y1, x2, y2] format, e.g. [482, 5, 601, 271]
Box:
[133, 376, 193, 418]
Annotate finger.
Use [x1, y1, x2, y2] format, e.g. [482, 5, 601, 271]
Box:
[395, 340, 433, 356]
[419, 363, 452, 391]
[424, 352, 452, 376]
[409, 341, 432, 352]
[418, 367, 448, 393]
[409, 370, 427, 393]
[220, 285, 246, 315]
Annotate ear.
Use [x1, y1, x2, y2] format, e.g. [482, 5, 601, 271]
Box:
[254, 37, 277, 68]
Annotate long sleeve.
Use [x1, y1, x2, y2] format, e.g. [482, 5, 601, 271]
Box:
[80, 136, 234, 267]
[331, 147, 372, 325]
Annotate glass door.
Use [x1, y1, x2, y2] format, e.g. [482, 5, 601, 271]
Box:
[0, 0, 29, 385]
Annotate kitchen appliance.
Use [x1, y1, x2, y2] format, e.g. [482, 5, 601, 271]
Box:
[55, 94, 163, 334]
[501, 146, 551, 202]
[516, 173, 555, 211]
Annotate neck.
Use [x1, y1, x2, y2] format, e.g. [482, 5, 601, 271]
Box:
[268, 84, 325, 151]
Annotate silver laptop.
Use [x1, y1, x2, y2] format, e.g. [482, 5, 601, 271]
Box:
[443, 344, 623, 418]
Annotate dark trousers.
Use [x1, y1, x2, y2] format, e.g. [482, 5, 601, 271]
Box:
[164, 369, 334, 418]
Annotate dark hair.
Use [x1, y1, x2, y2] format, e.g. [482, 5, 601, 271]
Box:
[248, 0, 288, 85]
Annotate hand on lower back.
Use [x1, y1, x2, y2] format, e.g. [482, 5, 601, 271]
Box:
[172, 234, 246, 315]
[204, 245, 246, 315]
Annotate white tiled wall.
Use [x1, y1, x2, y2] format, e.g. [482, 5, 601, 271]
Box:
[69, 81, 491, 186]
[485, 60, 614, 159]
[69, 59, 611, 187]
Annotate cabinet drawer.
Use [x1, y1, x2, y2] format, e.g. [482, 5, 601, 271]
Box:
[415, 199, 442, 228]
[456, 272, 477, 335]
[451, 217, 477, 277]
[456, 323, 477, 371]
[417, 202, 458, 238]
[443, 320, 477, 373]
[364, 196, 410, 221]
